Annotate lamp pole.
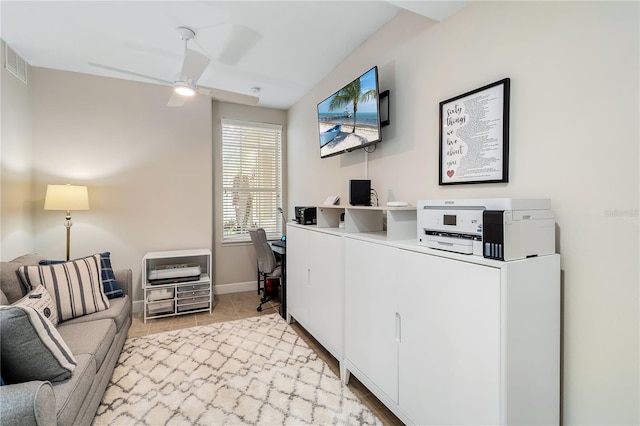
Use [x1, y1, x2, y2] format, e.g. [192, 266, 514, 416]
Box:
[64, 210, 72, 261]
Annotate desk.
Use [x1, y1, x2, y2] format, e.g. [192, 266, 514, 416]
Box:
[270, 242, 286, 319]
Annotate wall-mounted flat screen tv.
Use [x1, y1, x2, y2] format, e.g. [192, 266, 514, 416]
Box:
[317, 66, 382, 159]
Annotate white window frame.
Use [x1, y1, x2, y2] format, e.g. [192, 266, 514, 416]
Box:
[221, 118, 282, 243]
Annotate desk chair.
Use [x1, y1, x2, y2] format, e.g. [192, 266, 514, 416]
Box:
[249, 228, 281, 312]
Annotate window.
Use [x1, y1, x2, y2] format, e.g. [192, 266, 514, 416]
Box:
[221, 119, 282, 242]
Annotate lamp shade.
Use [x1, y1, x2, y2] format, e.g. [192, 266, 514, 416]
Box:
[44, 184, 89, 211]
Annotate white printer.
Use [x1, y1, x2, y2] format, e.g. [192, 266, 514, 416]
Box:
[148, 263, 202, 284]
[417, 198, 556, 261]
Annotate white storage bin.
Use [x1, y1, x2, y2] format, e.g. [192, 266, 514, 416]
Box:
[148, 288, 174, 302]
[147, 300, 174, 315]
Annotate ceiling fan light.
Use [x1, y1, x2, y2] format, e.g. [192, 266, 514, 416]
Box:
[174, 84, 196, 97]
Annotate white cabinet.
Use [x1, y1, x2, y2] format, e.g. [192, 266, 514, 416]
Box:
[344, 237, 400, 405]
[142, 249, 213, 323]
[286, 205, 560, 425]
[307, 230, 344, 357]
[286, 225, 310, 324]
[343, 238, 560, 425]
[398, 251, 501, 424]
[286, 224, 344, 360]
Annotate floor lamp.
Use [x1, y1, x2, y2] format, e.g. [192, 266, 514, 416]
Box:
[44, 184, 90, 261]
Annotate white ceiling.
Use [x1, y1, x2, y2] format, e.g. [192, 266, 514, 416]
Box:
[0, 1, 468, 109]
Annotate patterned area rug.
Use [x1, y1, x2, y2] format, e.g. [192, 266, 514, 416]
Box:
[94, 314, 381, 425]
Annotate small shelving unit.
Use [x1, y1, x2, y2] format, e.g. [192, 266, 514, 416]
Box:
[316, 205, 417, 241]
[142, 249, 213, 323]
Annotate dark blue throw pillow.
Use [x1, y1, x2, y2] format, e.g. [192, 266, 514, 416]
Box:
[39, 252, 124, 299]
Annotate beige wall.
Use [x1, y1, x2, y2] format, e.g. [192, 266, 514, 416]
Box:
[211, 101, 287, 293]
[1, 40, 35, 259]
[287, 2, 638, 424]
[0, 61, 288, 302]
[28, 68, 213, 304]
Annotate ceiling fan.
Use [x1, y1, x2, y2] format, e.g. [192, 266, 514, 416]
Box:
[89, 26, 259, 107]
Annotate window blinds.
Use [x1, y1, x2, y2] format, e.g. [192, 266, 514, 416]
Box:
[221, 119, 282, 242]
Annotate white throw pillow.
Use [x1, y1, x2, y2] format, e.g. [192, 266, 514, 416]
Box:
[12, 285, 59, 326]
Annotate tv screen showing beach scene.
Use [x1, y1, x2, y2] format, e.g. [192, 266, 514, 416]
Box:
[317, 66, 382, 158]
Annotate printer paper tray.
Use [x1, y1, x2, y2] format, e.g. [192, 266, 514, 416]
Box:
[422, 235, 474, 255]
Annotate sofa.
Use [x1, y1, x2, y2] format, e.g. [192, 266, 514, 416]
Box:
[0, 253, 132, 426]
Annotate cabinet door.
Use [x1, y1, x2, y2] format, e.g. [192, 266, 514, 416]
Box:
[398, 251, 501, 425]
[286, 225, 310, 324]
[308, 231, 343, 356]
[344, 238, 399, 404]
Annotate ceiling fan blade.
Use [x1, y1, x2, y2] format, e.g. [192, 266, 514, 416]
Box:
[88, 62, 172, 85]
[198, 86, 259, 106]
[180, 48, 211, 83]
[217, 25, 261, 66]
[167, 91, 186, 107]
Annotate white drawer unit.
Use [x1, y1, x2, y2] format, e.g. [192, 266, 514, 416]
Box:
[142, 249, 213, 322]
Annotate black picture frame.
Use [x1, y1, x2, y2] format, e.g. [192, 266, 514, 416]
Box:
[439, 78, 510, 185]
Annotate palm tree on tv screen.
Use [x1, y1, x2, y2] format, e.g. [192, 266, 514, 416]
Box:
[329, 78, 377, 133]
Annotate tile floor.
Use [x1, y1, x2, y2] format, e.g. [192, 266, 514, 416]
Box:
[129, 291, 404, 425]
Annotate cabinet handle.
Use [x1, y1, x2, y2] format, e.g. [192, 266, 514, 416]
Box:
[395, 312, 401, 343]
[307, 268, 311, 287]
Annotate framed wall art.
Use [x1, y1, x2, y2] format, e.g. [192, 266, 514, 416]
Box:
[439, 78, 510, 185]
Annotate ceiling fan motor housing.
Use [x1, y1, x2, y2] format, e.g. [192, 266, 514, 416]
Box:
[176, 26, 196, 41]
[173, 81, 196, 96]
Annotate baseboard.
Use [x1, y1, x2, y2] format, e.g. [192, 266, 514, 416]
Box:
[131, 281, 258, 313]
[214, 281, 257, 295]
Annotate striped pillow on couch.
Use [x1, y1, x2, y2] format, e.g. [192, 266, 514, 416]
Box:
[18, 254, 110, 323]
[38, 252, 125, 299]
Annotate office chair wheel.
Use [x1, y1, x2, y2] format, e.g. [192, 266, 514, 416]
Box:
[257, 306, 262, 312]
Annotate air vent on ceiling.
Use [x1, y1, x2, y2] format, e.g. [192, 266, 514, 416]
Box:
[5, 44, 28, 84]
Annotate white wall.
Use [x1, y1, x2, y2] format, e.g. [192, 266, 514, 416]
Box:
[0, 40, 35, 259]
[287, 2, 639, 424]
[29, 68, 213, 304]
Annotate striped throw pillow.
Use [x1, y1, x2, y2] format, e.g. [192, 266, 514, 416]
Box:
[39, 252, 124, 299]
[18, 254, 110, 322]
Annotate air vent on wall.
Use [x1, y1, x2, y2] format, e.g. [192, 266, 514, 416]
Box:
[5, 44, 27, 84]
